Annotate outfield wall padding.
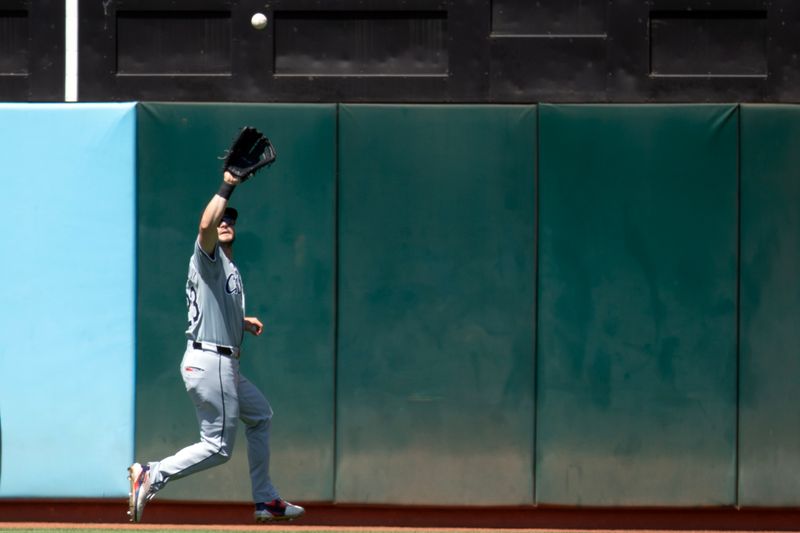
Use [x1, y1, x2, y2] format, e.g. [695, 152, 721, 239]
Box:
[0, 103, 136, 497]
[135, 103, 336, 502]
[536, 104, 739, 506]
[336, 104, 537, 504]
[739, 105, 800, 506]
[1, 103, 800, 508]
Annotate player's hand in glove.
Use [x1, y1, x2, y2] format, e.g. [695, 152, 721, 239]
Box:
[222, 170, 241, 186]
[222, 127, 277, 182]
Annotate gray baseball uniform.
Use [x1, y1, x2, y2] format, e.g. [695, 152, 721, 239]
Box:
[145, 239, 279, 502]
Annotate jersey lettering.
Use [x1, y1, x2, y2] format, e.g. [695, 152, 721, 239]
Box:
[226, 272, 243, 295]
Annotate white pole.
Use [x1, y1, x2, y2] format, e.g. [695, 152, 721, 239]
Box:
[64, 0, 78, 101]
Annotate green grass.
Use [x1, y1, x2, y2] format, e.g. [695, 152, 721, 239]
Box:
[0, 526, 366, 533]
[0, 526, 520, 533]
[0, 526, 318, 533]
[3, 527, 524, 532]
[0, 525, 386, 533]
[0, 528, 250, 533]
[0, 525, 547, 533]
[0, 525, 520, 533]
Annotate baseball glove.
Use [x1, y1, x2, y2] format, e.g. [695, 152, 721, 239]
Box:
[222, 127, 277, 181]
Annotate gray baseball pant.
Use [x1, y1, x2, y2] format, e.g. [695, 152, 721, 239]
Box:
[146, 345, 279, 502]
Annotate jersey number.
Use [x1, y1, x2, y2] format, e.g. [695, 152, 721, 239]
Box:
[186, 285, 200, 324]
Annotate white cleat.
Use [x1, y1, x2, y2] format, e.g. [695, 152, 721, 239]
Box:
[254, 499, 305, 522]
[127, 462, 153, 522]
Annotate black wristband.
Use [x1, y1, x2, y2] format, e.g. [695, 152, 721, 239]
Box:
[217, 182, 236, 200]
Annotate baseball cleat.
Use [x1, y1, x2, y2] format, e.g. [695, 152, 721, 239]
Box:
[254, 499, 305, 522]
[127, 462, 152, 522]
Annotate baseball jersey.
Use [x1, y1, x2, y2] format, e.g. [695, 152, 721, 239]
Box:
[185, 238, 245, 348]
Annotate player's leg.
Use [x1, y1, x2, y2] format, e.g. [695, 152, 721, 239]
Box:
[148, 349, 241, 492]
[238, 374, 304, 521]
[129, 348, 241, 522]
[238, 374, 277, 501]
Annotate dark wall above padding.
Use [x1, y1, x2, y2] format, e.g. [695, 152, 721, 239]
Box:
[492, 0, 607, 36]
[72, 0, 800, 102]
[0, 0, 64, 101]
[78, 0, 478, 103]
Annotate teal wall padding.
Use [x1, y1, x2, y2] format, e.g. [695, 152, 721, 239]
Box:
[739, 105, 800, 506]
[336, 105, 537, 504]
[135, 103, 336, 502]
[536, 104, 739, 505]
[0, 103, 136, 497]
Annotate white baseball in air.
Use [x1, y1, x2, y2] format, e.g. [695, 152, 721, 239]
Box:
[251, 12, 268, 30]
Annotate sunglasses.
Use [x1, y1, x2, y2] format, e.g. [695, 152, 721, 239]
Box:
[219, 217, 236, 227]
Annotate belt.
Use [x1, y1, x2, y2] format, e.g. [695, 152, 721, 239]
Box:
[191, 341, 240, 359]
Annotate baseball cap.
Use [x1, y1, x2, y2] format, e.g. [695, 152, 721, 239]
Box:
[221, 207, 238, 225]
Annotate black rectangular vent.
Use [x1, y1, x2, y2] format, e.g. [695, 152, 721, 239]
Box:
[650, 11, 767, 77]
[274, 11, 448, 76]
[116, 11, 231, 75]
[0, 10, 28, 75]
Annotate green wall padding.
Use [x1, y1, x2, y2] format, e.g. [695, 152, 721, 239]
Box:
[128, 102, 800, 508]
[536, 104, 739, 505]
[739, 105, 800, 505]
[136, 103, 336, 502]
[336, 105, 537, 504]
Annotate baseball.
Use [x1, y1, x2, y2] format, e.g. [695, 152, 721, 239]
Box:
[251, 12, 268, 30]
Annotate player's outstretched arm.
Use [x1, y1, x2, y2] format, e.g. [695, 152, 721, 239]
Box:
[199, 171, 240, 255]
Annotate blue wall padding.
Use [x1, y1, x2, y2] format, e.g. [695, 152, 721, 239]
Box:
[0, 103, 136, 497]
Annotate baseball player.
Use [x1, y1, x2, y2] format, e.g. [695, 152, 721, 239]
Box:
[127, 130, 303, 523]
